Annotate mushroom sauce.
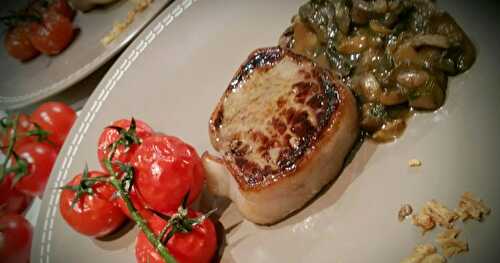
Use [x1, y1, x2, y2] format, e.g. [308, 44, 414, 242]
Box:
[279, 0, 476, 142]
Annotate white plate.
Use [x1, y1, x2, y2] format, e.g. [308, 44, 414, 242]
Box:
[31, 0, 500, 262]
[0, 0, 172, 110]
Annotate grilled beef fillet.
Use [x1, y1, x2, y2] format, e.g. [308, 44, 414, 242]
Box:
[202, 47, 359, 224]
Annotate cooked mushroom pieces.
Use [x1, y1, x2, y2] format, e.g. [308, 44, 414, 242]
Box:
[285, 0, 476, 142]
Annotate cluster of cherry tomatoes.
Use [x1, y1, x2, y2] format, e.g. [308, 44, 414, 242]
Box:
[0, 101, 76, 263]
[59, 118, 218, 263]
[3, 0, 76, 62]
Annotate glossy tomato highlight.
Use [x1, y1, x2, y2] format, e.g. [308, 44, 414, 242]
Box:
[14, 142, 58, 197]
[97, 119, 153, 171]
[31, 101, 76, 147]
[59, 171, 126, 237]
[132, 134, 205, 214]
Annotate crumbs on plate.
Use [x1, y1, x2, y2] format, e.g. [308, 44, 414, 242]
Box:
[400, 192, 490, 262]
[398, 204, 413, 222]
[409, 159, 422, 167]
[400, 244, 446, 263]
[101, 0, 153, 46]
[411, 200, 457, 233]
[456, 192, 491, 221]
[436, 228, 468, 257]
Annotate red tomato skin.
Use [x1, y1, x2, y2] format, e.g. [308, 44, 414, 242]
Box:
[0, 213, 33, 263]
[13, 142, 58, 197]
[31, 101, 76, 147]
[97, 119, 153, 171]
[59, 171, 127, 237]
[48, 0, 75, 20]
[0, 175, 33, 215]
[115, 185, 152, 219]
[135, 211, 217, 263]
[132, 134, 205, 214]
[29, 11, 74, 55]
[1, 114, 35, 153]
[4, 25, 40, 61]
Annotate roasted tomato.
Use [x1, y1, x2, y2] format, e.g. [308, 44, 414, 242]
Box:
[97, 119, 153, 172]
[59, 171, 126, 237]
[31, 101, 76, 147]
[13, 141, 58, 197]
[0, 175, 33, 215]
[132, 134, 205, 214]
[48, 0, 75, 20]
[135, 211, 217, 263]
[4, 24, 40, 61]
[0, 213, 33, 263]
[1, 114, 35, 153]
[29, 10, 74, 55]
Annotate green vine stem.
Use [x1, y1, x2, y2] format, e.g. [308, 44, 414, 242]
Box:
[0, 114, 18, 182]
[100, 121, 177, 263]
[102, 160, 177, 263]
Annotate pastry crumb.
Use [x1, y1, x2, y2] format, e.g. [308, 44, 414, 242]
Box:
[401, 244, 446, 263]
[101, 0, 152, 46]
[409, 159, 422, 167]
[399, 204, 413, 222]
[422, 200, 458, 229]
[412, 213, 435, 234]
[456, 192, 491, 222]
[436, 228, 468, 257]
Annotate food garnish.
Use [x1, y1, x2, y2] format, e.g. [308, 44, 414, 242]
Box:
[436, 228, 468, 258]
[408, 159, 422, 167]
[400, 244, 446, 263]
[101, 0, 152, 46]
[456, 192, 491, 222]
[398, 204, 413, 222]
[412, 200, 457, 231]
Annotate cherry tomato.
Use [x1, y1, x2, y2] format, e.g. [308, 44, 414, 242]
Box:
[4, 24, 40, 61]
[0, 213, 33, 263]
[115, 185, 152, 219]
[0, 175, 32, 215]
[13, 142, 58, 197]
[97, 119, 153, 172]
[136, 211, 217, 263]
[31, 101, 76, 147]
[1, 114, 36, 153]
[59, 171, 127, 237]
[29, 10, 74, 55]
[48, 0, 75, 20]
[132, 134, 205, 214]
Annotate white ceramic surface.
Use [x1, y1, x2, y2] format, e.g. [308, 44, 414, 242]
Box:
[31, 0, 500, 262]
[0, 0, 172, 110]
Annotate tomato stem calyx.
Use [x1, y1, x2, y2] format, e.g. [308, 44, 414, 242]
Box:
[106, 118, 141, 161]
[155, 191, 217, 244]
[60, 165, 109, 208]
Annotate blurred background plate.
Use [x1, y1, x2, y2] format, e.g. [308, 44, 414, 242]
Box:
[31, 0, 500, 262]
[0, 0, 172, 110]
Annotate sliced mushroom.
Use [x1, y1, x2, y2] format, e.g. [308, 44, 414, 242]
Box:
[408, 74, 445, 110]
[395, 66, 430, 89]
[353, 72, 383, 102]
[372, 118, 406, 142]
[361, 102, 387, 132]
[379, 86, 407, 106]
